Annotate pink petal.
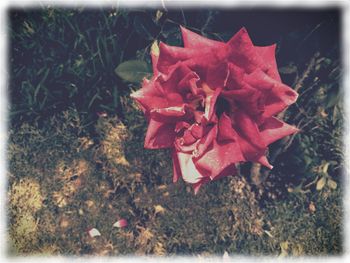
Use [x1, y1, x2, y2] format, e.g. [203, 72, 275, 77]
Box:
[175, 121, 191, 132]
[174, 123, 204, 153]
[177, 151, 204, 184]
[194, 124, 218, 159]
[225, 62, 245, 89]
[182, 129, 197, 145]
[190, 123, 204, 139]
[203, 85, 222, 121]
[257, 155, 273, 169]
[193, 163, 240, 194]
[259, 117, 300, 145]
[130, 80, 168, 113]
[174, 136, 197, 153]
[222, 83, 264, 117]
[88, 228, 101, 237]
[227, 27, 267, 73]
[180, 26, 225, 49]
[205, 63, 230, 90]
[194, 139, 244, 180]
[172, 150, 182, 183]
[157, 42, 225, 75]
[113, 219, 128, 228]
[244, 69, 298, 118]
[177, 71, 200, 95]
[235, 134, 266, 162]
[217, 113, 237, 142]
[192, 177, 210, 194]
[144, 119, 175, 149]
[156, 64, 200, 107]
[234, 110, 266, 150]
[255, 44, 281, 81]
[149, 105, 188, 122]
[233, 111, 268, 162]
[157, 42, 204, 74]
[158, 62, 192, 92]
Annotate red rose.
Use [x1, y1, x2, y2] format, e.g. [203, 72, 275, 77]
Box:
[131, 26, 298, 193]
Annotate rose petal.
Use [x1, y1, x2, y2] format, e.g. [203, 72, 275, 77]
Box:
[234, 110, 266, 150]
[177, 152, 204, 184]
[257, 155, 273, 169]
[192, 177, 210, 194]
[131, 80, 168, 113]
[144, 119, 175, 149]
[177, 71, 200, 95]
[194, 139, 244, 180]
[193, 163, 241, 194]
[259, 117, 299, 145]
[88, 228, 101, 237]
[159, 62, 192, 92]
[222, 83, 264, 117]
[235, 134, 266, 162]
[202, 84, 222, 121]
[157, 42, 205, 74]
[217, 112, 237, 142]
[233, 111, 268, 162]
[149, 105, 187, 122]
[182, 129, 197, 145]
[190, 123, 204, 139]
[157, 42, 225, 75]
[225, 62, 245, 89]
[255, 44, 281, 81]
[174, 137, 197, 154]
[172, 150, 182, 183]
[206, 63, 230, 90]
[175, 121, 191, 132]
[194, 124, 218, 159]
[244, 69, 298, 117]
[227, 27, 267, 73]
[113, 219, 128, 228]
[180, 26, 225, 49]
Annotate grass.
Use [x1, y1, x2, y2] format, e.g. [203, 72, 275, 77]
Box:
[7, 7, 343, 256]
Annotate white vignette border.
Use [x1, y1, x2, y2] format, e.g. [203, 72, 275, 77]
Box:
[0, 0, 349, 262]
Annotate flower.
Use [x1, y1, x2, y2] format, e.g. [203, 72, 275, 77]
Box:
[131, 26, 298, 193]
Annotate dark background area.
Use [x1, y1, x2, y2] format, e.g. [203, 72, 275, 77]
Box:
[8, 7, 340, 129]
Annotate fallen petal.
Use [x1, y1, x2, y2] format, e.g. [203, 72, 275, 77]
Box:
[88, 228, 101, 237]
[113, 219, 128, 228]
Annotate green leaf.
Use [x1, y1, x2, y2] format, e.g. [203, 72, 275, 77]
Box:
[115, 60, 151, 83]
